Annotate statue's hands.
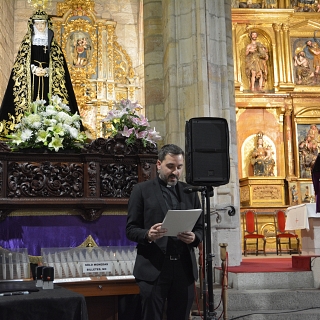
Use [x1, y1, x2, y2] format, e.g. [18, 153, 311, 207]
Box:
[35, 67, 47, 77]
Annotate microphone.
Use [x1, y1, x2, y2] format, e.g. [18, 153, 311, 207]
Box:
[183, 186, 206, 194]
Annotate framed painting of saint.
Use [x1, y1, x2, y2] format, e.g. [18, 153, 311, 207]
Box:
[297, 123, 320, 179]
[288, 181, 300, 206]
[66, 31, 92, 67]
[300, 182, 315, 204]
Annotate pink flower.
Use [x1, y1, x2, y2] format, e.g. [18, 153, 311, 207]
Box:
[119, 126, 135, 137]
[135, 130, 148, 139]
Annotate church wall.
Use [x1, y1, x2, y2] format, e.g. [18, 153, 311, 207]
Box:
[0, 1, 14, 101]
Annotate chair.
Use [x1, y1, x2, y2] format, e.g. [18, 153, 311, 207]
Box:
[242, 210, 266, 256]
[274, 210, 300, 255]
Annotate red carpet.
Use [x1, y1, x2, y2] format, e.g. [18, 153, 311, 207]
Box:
[219, 256, 315, 273]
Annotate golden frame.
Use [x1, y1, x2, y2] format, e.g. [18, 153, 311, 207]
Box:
[52, 0, 139, 139]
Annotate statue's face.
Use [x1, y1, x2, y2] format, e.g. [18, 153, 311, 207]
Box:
[251, 32, 258, 40]
[34, 20, 46, 33]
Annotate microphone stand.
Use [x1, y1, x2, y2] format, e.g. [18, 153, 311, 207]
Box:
[199, 186, 217, 320]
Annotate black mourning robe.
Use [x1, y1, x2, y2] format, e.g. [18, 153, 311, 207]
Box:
[0, 18, 81, 135]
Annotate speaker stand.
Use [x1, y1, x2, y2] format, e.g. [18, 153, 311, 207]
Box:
[199, 186, 218, 320]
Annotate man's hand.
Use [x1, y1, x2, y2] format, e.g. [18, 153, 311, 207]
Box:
[147, 223, 167, 242]
[177, 231, 195, 244]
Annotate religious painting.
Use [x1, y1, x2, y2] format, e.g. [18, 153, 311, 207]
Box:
[288, 181, 300, 206]
[300, 182, 315, 204]
[66, 31, 92, 67]
[292, 35, 320, 86]
[296, 123, 319, 178]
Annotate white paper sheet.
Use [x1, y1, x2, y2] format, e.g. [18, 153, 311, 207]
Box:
[161, 209, 202, 236]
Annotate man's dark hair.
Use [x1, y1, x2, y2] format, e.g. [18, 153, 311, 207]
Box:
[158, 144, 184, 161]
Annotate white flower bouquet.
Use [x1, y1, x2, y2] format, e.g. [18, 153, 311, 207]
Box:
[7, 95, 87, 152]
[101, 99, 161, 147]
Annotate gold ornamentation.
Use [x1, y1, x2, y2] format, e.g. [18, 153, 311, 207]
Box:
[27, 0, 51, 11]
[261, 223, 276, 244]
[116, 92, 128, 101]
[79, 235, 98, 248]
[107, 83, 114, 95]
[114, 41, 134, 84]
[52, 0, 139, 139]
[97, 23, 104, 71]
[252, 185, 281, 200]
[240, 186, 250, 202]
[129, 87, 135, 100]
[56, 0, 95, 17]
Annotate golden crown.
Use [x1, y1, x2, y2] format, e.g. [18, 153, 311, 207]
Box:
[256, 131, 263, 138]
[31, 10, 49, 21]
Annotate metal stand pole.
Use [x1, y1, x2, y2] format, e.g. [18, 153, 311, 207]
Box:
[204, 186, 217, 320]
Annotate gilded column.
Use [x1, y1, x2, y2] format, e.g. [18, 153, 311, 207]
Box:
[284, 99, 295, 178]
[282, 24, 294, 85]
[278, 0, 291, 8]
[279, 24, 286, 83]
[97, 23, 103, 78]
[106, 25, 115, 102]
[273, 23, 283, 87]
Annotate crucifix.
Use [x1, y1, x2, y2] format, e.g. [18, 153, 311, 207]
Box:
[43, 45, 47, 54]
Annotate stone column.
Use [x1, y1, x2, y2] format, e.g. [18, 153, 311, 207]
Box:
[143, 0, 165, 143]
[144, 0, 241, 266]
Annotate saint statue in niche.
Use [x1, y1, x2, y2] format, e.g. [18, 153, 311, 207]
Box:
[250, 131, 275, 176]
[298, 124, 319, 178]
[245, 31, 269, 92]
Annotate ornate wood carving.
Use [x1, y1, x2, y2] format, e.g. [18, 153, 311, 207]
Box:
[0, 138, 157, 221]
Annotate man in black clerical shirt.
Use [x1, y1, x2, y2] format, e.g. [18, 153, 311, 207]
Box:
[126, 144, 203, 320]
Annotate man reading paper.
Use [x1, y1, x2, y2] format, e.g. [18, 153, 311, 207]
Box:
[126, 144, 203, 320]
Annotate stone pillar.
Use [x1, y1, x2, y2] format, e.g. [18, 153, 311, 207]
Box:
[144, 0, 241, 266]
[143, 0, 165, 145]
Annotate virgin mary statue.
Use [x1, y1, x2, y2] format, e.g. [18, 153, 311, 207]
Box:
[0, 10, 81, 136]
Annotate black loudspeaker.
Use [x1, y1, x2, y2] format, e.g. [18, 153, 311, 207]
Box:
[185, 117, 230, 186]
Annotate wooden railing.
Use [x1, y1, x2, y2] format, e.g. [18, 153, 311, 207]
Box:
[0, 136, 158, 221]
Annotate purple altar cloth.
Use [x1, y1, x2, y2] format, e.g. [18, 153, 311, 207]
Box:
[0, 215, 135, 256]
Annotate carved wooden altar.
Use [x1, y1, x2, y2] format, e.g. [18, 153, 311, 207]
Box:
[0, 137, 158, 222]
[233, 9, 320, 214]
[240, 177, 286, 207]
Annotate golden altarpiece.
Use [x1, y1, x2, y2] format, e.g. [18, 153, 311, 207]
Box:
[233, 7, 320, 251]
[52, 1, 140, 139]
